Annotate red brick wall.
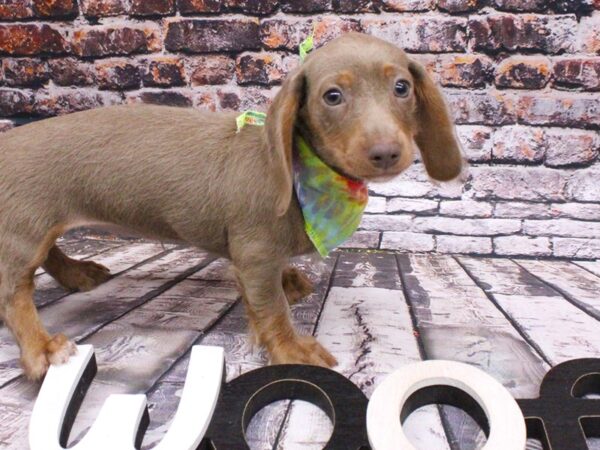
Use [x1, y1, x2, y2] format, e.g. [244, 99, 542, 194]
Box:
[1, 0, 599, 258]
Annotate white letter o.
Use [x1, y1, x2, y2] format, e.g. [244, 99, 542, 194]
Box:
[366, 360, 526, 450]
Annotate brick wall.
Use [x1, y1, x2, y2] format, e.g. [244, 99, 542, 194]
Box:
[0, 0, 599, 258]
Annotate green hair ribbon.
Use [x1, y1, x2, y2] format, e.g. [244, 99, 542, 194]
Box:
[299, 26, 315, 61]
[235, 110, 267, 133]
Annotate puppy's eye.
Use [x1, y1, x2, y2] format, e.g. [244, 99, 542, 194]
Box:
[394, 80, 410, 97]
[323, 89, 343, 106]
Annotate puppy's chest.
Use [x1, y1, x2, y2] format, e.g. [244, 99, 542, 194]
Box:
[286, 199, 319, 257]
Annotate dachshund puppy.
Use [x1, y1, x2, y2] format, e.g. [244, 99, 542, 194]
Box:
[0, 32, 463, 380]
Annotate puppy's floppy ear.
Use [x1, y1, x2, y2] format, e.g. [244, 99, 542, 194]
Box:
[409, 59, 463, 181]
[266, 67, 305, 216]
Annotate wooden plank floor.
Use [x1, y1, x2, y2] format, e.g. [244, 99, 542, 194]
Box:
[0, 235, 599, 450]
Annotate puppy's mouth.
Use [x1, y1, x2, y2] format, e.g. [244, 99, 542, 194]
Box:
[336, 166, 404, 184]
[333, 159, 406, 183]
[360, 165, 407, 183]
[366, 173, 401, 183]
[311, 146, 405, 183]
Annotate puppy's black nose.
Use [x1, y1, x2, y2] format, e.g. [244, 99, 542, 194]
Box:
[368, 144, 401, 170]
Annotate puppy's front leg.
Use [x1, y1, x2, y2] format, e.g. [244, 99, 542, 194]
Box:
[282, 266, 314, 305]
[2, 271, 76, 380]
[234, 256, 336, 368]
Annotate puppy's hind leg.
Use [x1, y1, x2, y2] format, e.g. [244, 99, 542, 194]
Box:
[43, 245, 111, 292]
[0, 229, 77, 380]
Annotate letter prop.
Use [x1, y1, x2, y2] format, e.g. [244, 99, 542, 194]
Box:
[367, 360, 527, 450]
[202, 364, 370, 449]
[29, 345, 224, 450]
[28, 345, 600, 450]
[517, 358, 600, 450]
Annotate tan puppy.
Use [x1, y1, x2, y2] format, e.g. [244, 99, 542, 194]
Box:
[0, 33, 463, 380]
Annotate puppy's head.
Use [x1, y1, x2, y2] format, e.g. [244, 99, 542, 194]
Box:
[266, 32, 463, 216]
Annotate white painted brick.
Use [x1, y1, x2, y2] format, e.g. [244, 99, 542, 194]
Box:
[361, 15, 467, 53]
[577, 12, 600, 55]
[387, 198, 438, 214]
[492, 126, 545, 163]
[523, 219, 600, 238]
[494, 236, 552, 256]
[553, 237, 600, 259]
[359, 214, 413, 231]
[413, 217, 521, 235]
[494, 202, 551, 219]
[455, 125, 493, 162]
[339, 231, 380, 249]
[487, 127, 598, 167]
[381, 231, 435, 252]
[429, 178, 465, 199]
[365, 196, 387, 214]
[369, 178, 433, 197]
[517, 92, 598, 128]
[445, 89, 516, 125]
[544, 128, 599, 167]
[439, 200, 493, 218]
[550, 203, 600, 221]
[436, 236, 492, 254]
[369, 164, 464, 198]
[468, 166, 566, 201]
[566, 167, 600, 202]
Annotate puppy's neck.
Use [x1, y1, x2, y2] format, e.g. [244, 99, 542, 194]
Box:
[291, 133, 368, 257]
[293, 125, 362, 183]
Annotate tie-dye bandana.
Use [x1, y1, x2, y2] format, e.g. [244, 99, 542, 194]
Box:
[294, 135, 369, 257]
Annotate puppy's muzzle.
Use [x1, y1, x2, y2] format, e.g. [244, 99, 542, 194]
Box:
[367, 143, 402, 170]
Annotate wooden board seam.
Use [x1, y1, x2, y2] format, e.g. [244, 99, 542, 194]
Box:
[571, 261, 600, 281]
[512, 259, 600, 322]
[146, 297, 241, 395]
[453, 257, 553, 367]
[395, 254, 456, 450]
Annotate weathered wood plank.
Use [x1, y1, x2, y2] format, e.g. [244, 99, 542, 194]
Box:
[459, 256, 600, 450]
[515, 259, 600, 320]
[400, 255, 549, 393]
[4, 247, 599, 450]
[276, 252, 450, 450]
[57, 237, 124, 257]
[141, 255, 338, 450]
[459, 257, 600, 365]
[34, 242, 172, 307]
[573, 260, 600, 277]
[400, 255, 550, 450]
[0, 247, 210, 388]
[332, 251, 402, 290]
[0, 249, 222, 449]
[461, 258, 600, 365]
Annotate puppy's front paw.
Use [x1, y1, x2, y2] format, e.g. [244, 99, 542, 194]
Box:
[271, 335, 337, 368]
[46, 333, 77, 365]
[21, 334, 77, 380]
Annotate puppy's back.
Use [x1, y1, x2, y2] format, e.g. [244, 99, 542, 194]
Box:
[0, 105, 271, 250]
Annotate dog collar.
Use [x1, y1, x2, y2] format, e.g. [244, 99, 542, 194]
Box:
[293, 135, 368, 257]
